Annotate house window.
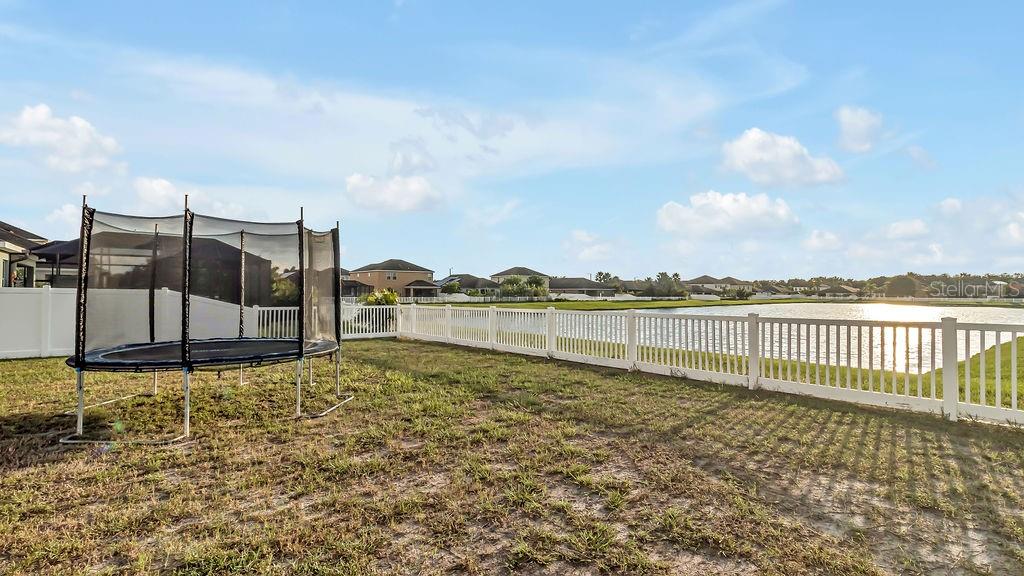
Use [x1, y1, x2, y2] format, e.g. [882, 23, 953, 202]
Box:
[386, 271, 397, 280]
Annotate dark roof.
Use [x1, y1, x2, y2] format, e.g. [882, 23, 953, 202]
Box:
[339, 267, 351, 275]
[820, 285, 860, 295]
[492, 266, 547, 278]
[549, 277, 616, 291]
[0, 228, 45, 251]
[686, 275, 720, 284]
[720, 276, 750, 285]
[342, 278, 372, 288]
[440, 274, 499, 289]
[405, 279, 439, 288]
[0, 220, 46, 244]
[351, 258, 433, 273]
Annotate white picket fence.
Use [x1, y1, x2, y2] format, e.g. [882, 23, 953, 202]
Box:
[312, 304, 1024, 426]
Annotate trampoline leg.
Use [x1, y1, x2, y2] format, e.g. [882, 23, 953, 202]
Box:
[309, 356, 313, 386]
[239, 364, 243, 386]
[60, 368, 189, 445]
[183, 368, 191, 438]
[335, 353, 340, 397]
[75, 369, 84, 436]
[295, 359, 303, 417]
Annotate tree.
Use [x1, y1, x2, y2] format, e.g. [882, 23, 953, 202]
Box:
[526, 275, 545, 289]
[500, 275, 528, 297]
[441, 281, 460, 294]
[594, 271, 612, 283]
[271, 266, 299, 306]
[885, 275, 918, 297]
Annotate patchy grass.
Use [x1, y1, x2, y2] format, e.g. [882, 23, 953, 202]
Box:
[2, 339, 1024, 574]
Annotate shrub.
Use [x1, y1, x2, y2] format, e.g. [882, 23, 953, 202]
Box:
[365, 289, 398, 305]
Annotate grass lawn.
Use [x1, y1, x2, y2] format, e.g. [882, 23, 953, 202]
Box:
[3, 339, 1024, 575]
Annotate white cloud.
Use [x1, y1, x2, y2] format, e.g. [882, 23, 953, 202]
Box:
[134, 177, 185, 212]
[938, 197, 962, 215]
[345, 173, 441, 212]
[906, 145, 936, 169]
[133, 176, 247, 218]
[465, 199, 520, 228]
[803, 229, 841, 251]
[388, 138, 436, 175]
[564, 229, 613, 262]
[657, 190, 798, 236]
[45, 203, 81, 236]
[73, 181, 111, 198]
[0, 104, 120, 172]
[886, 218, 929, 239]
[835, 106, 882, 153]
[721, 128, 843, 186]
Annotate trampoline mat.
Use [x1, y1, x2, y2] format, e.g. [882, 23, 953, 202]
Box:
[69, 338, 338, 371]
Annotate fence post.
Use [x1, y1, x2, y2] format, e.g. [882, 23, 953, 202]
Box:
[444, 304, 452, 343]
[410, 302, 417, 335]
[39, 285, 51, 357]
[546, 307, 557, 355]
[252, 305, 260, 338]
[488, 306, 497, 349]
[747, 313, 759, 390]
[941, 316, 959, 421]
[626, 309, 638, 365]
[395, 304, 403, 335]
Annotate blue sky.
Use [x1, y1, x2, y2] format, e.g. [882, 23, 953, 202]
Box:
[1, 0, 1023, 280]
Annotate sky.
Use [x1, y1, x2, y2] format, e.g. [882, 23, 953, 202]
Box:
[1, 1, 1023, 281]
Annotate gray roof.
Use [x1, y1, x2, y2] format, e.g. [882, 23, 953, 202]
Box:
[440, 274, 499, 289]
[0, 220, 46, 244]
[549, 277, 615, 291]
[405, 279, 439, 288]
[492, 266, 547, 278]
[352, 259, 433, 273]
[687, 275, 720, 284]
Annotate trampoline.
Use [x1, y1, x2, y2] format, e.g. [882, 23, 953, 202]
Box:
[61, 196, 351, 445]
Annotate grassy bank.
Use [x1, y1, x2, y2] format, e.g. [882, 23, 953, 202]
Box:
[2, 339, 1023, 574]
[448, 298, 817, 311]
[445, 297, 1024, 311]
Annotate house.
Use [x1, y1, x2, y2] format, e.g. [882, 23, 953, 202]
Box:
[619, 279, 651, 295]
[350, 259, 440, 298]
[548, 277, 617, 297]
[438, 273, 500, 294]
[685, 275, 753, 292]
[340, 268, 373, 298]
[490, 267, 549, 289]
[754, 283, 792, 297]
[0, 220, 46, 287]
[819, 285, 860, 298]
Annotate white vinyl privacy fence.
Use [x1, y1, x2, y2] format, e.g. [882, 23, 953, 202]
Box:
[308, 304, 1024, 426]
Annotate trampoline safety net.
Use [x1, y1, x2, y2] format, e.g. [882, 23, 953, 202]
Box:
[74, 207, 341, 370]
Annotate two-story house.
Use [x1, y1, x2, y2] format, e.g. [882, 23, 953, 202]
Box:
[349, 259, 439, 298]
[490, 267, 550, 288]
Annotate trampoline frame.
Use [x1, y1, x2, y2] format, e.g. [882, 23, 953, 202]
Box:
[60, 199, 350, 445]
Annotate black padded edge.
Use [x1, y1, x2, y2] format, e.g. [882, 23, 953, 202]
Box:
[238, 230, 246, 338]
[332, 226, 341, 344]
[297, 220, 305, 351]
[181, 209, 194, 368]
[73, 206, 95, 367]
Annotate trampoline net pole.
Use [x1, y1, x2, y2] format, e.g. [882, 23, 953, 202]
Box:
[76, 369, 84, 436]
[182, 368, 190, 438]
[295, 359, 303, 417]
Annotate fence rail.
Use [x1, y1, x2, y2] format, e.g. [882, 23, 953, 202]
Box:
[258, 304, 1024, 426]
